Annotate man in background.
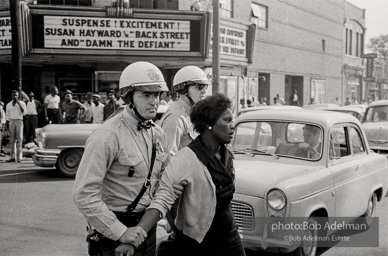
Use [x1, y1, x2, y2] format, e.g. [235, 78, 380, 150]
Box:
[103, 89, 120, 121]
[91, 94, 105, 124]
[5, 90, 26, 162]
[82, 92, 94, 124]
[62, 90, 85, 124]
[44, 86, 62, 124]
[24, 92, 43, 143]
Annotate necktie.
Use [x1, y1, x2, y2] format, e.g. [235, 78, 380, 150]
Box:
[138, 121, 155, 131]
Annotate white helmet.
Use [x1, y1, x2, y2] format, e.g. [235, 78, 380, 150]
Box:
[119, 62, 168, 92]
[173, 66, 210, 93]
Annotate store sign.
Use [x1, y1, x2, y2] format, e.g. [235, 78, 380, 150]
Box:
[43, 16, 190, 51]
[0, 17, 11, 49]
[210, 24, 246, 58]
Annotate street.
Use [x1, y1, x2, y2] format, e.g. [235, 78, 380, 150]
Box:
[0, 158, 387, 256]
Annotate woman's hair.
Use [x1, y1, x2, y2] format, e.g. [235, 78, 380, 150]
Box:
[190, 93, 232, 133]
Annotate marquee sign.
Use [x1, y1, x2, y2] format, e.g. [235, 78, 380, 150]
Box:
[43, 16, 191, 51]
[29, 8, 208, 58]
[0, 17, 11, 49]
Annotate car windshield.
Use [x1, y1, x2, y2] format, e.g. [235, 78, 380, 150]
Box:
[232, 121, 323, 160]
[364, 106, 388, 122]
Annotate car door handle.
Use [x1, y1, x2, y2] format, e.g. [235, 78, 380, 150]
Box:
[355, 164, 362, 171]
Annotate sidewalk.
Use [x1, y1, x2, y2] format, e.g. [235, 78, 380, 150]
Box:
[0, 155, 48, 172]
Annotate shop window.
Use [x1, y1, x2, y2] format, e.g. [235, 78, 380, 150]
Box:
[251, 3, 268, 29]
[220, 0, 233, 18]
[37, 0, 92, 5]
[95, 71, 121, 93]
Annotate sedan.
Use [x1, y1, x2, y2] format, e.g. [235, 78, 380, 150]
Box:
[230, 109, 388, 256]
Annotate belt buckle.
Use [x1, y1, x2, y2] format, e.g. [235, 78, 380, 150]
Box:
[144, 178, 151, 187]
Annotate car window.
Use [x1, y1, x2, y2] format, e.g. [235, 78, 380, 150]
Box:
[364, 106, 388, 122]
[233, 121, 273, 150]
[329, 126, 349, 159]
[349, 127, 365, 154]
[232, 121, 322, 160]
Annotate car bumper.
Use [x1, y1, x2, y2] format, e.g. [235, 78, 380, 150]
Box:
[232, 194, 295, 253]
[32, 149, 60, 167]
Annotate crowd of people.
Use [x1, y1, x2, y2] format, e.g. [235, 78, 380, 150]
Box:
[0, 86, 136, 162]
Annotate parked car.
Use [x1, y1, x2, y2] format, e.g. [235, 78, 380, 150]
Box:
[230, 109, 388, 255]
[32, 104, 168, 177]
[362, 100, 388, 155]
[312, 105, 366, 122]
[238, 105, 302, 116]
[303, 103, 339, 109]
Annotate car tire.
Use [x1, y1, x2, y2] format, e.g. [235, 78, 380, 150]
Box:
[293, 217, 318, 256]
[357, 192, 377, 229]
[56, 148, 84, 178]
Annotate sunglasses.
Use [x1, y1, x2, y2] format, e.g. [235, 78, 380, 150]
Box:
[192, 84, 208, 91]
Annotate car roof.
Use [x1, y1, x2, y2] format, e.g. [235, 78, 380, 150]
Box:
[238, 105, 302, 115]
[303, 103, 339, 109]
[367, 100, 388, 107]
[236, 109, 360, 127]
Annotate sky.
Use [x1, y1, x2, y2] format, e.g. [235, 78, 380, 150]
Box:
[346, 0, 388, 51]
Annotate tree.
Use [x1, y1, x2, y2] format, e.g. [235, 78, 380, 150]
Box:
[367, 34, 388, 64]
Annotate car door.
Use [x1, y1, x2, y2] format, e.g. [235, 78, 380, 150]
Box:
[328, 124, 368, 217]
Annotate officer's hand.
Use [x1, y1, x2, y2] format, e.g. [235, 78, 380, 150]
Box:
[115, 243, 135, 256]
[118, 226, 147, 248]
[172, 180, 188, 198]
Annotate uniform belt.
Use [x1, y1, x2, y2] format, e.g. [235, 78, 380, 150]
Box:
[113, 211, 145, 227]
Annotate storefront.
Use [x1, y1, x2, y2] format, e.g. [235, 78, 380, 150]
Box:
[0, 3, 255, 110]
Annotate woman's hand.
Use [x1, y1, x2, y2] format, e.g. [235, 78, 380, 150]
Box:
[115, 243, 135, 256]
[172, 180, 188, 198]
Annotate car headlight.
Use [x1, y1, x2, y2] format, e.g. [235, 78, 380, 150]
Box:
[267, 189, 287, 210]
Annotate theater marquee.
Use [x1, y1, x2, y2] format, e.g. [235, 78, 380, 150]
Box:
[43, 16, 191, 51]
[27, 6, 209, 59]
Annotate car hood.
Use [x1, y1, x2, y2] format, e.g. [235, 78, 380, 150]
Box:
[362, 122, 388, 147]
[42, 124, 100, 133]
[234, 158, 311, 198]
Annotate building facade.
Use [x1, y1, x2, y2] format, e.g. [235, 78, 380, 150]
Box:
[0, 0, 367, 114]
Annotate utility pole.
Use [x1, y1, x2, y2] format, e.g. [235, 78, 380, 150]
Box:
[10, 0, 22, 91]
[212, 0, 220, 94]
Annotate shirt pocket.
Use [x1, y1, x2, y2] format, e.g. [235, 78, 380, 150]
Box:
[115, 154, 144, 178]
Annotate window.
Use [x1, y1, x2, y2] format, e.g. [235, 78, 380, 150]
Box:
[349, 127, 365, 154]
[322, 39, 326, 52]
[356, 32, 359, 57]
[349, 29, 353, 55]
[345, 28, 348, 55]
[251, 3, 268, 29]
[330, 126, 349, 159]
[360, 33, 364, 56]
[220, 0, 233, 18]
[37, 0, 92, 5]
[233, 121, 273, 150]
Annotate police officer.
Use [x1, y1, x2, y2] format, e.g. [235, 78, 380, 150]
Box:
[72, 62, 184, 256]
[158, 66, 210, 157]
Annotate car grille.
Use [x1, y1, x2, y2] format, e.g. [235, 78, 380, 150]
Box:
[231, 201, 254, 230]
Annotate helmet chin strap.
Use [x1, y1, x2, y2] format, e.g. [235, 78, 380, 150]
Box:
[129, 104, 148, 121]
[184, 92, 196, 106]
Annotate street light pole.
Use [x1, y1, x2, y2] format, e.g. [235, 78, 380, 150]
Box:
[9, 0, 22, 91]
[212, 0, 220, 94]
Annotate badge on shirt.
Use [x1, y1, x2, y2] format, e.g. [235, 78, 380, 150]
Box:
[156, 140, 165, 154]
